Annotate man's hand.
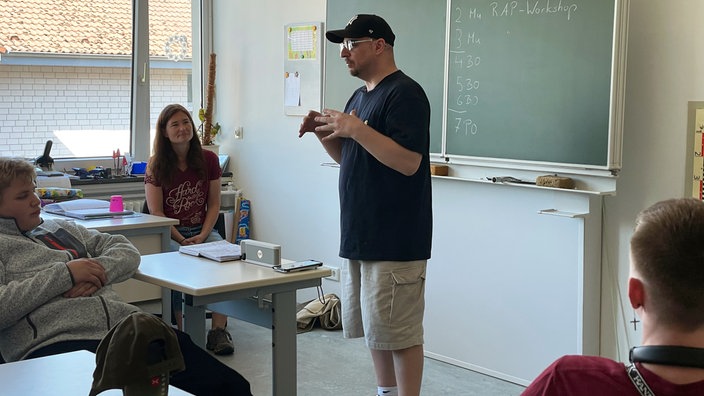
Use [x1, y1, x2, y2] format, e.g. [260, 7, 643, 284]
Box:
[298, 110, 325, 137]
[66, 258, 107, 289]
[63, 282, 100, 298]
[314, 109, 366, 141]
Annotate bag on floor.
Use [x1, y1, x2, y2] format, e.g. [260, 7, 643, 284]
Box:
[296, 293, 342, 333]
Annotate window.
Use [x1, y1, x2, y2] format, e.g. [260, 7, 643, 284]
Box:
[0, 0, 206, 165]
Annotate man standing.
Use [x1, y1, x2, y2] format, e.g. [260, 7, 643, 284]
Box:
[299, 14, 432, 396]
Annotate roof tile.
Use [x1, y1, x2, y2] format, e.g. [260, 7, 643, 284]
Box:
[0, 0, 192, 57]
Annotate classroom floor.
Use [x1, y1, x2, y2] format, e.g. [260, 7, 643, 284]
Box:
[136, 300, 525, 396]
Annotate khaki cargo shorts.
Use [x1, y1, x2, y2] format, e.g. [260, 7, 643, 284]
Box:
[341, 259, 426, 350]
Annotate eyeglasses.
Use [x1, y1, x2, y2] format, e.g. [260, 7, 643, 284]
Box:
[339, 38, 374, 51]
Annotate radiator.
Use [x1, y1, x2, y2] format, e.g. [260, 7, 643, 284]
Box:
[123, 198, 145, 213]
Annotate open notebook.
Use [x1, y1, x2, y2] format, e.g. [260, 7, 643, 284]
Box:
[43, 199, 133, 219]
[179, 240, 242, 262]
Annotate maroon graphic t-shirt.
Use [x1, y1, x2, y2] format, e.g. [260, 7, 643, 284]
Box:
[146, 150, 221, 228]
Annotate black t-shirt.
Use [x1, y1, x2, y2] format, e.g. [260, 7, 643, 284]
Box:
[338, 70, 432, 261]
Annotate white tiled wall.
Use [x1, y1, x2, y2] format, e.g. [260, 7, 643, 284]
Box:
[0, 65, 191, 158]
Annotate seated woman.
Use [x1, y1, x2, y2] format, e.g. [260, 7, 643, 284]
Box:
[144, 103, 234, 356]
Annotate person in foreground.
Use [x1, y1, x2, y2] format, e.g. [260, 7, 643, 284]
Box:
[0, 157, 251, 396]
[145, 103, 234, 356]
[298, 14, 433, 396]
[523, 197, 704, 395]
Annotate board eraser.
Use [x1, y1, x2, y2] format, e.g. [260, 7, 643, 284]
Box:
[430, 164, 449, 176]
[536, 175, 575, 189]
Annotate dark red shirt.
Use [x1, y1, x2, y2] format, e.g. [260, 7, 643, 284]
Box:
[146, 150, 221, 228]
[522, 355, 704, 396]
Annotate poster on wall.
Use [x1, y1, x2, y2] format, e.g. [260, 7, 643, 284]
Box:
[686, 102, 704, 200]
[284, 22, 323, 116]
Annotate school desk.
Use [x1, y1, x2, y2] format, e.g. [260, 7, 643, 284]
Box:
[0, 350, 192, 395]
[134, 251, 332, 396]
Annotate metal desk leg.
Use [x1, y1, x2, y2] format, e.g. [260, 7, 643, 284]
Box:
[159, 226, 172, 252]
[272, 290, 297, 396]
[184, 300, 207, 349]
[160, 287, 172, 326]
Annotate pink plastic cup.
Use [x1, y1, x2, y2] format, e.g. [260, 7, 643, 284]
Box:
[109, 195, 124, 212]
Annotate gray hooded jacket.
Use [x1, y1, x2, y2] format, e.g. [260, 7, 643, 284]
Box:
[0, 216, 141, 362]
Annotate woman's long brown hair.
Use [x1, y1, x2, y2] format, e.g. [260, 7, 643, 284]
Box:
[149, 104, 206, 187]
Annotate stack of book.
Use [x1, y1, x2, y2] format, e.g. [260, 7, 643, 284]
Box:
[43, 199, 133, 219]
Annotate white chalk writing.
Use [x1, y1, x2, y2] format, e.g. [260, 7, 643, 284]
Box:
[490, 0, 578, 21]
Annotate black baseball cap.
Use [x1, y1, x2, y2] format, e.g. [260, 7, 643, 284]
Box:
[89, 312, 185, 396]
[326, 14, 395, 47]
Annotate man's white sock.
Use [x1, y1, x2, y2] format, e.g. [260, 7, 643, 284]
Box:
[377, 386, 398, 396]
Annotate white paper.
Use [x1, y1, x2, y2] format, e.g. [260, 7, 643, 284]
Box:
[284, 72, 301, 106]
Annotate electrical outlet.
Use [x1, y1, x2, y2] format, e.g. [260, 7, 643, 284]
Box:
[234, 126, 243, 139]
[326, 266, 340, 282]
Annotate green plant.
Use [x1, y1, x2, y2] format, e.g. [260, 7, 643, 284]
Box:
[198, 107, 221, 145]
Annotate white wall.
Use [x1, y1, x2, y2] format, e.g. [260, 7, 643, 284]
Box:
[212, 0, 704, 374]
[212, 1, 339, 302]
[601, 0, 704, 360]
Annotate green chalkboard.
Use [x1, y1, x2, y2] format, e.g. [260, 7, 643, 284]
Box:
[324, 0, 446, 154]
[324, 0, 628, 170]
[446, 0, 626, 168]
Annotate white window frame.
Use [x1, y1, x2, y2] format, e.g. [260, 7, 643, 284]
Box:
[53, 0, 211, 169]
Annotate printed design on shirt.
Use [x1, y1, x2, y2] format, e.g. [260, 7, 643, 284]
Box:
[26, 227, 88, 259]
[187, 212, 203, 225]
[165, 179, 206, 217]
